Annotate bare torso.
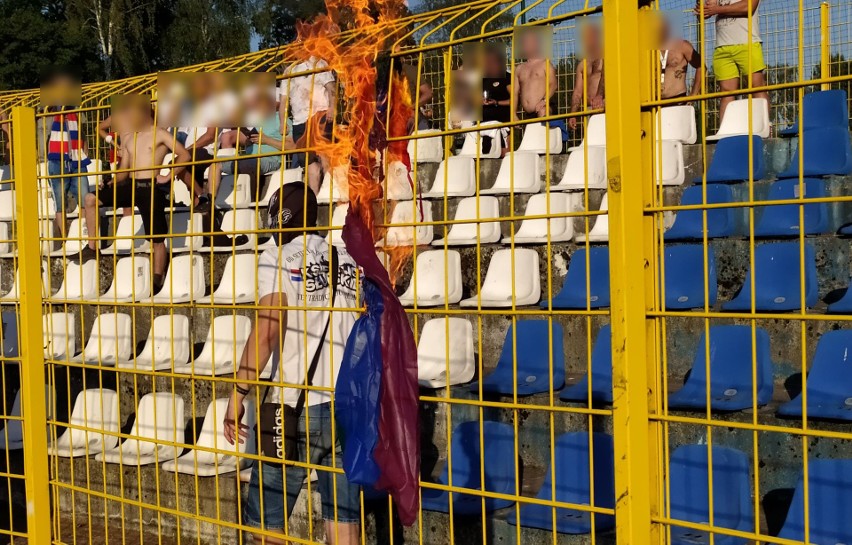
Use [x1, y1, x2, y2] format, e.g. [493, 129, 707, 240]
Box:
[119, 127, 171, 180]
[582, 58, 605, 105]
[516, 58, 556, 114]
[660, 41, 689, 98]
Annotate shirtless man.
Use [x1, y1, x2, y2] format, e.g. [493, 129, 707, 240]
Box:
[569, 22, 605, 130]
[512, 28, 558, 121]
[659, 18, 705, 100]
[80, 96, 190, 291]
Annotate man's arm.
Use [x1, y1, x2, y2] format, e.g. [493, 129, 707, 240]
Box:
[189, 128, 215, 152]
[157, 128, 191, 182]
[571, 59, 586, 113]
[114, 141, 132, 183]
[323, 81, 337, 119]
[418, 82, 433, 107]
[684, 41, 705, 96]
[511, 70, 521, 121]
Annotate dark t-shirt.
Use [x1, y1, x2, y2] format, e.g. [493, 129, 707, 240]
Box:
[482, 72, 512, 123]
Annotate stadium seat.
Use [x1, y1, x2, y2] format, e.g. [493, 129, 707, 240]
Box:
[777, 330, 852, 420]
[0, 387, 53, 450]
[517, 122, 562, 154]
[96, 392, 186, 465]
[43, 312, 76, 361]
[722, 242, 818, 312]
[665, 185, 737, 240]
[173, 314, 251, 375]
[168, 174, 192, 212]
[384, 160, 413, 201]
[407, 129, 444, 163]
[49, 217, 89, 257]
[100, 256, 151, 303]
[398, 250, 463, 307]
[553, 145, 607, 191]
[458, 121, 503, 159]
[667, 326, 773, 411]
[481, 152, 541, 194]
[505, 193, 574, 244]
[668, 445, 752, 545]
[777, 458, 852, 544]
[103, 214, 150, 255]
[254, 167, 304, 206]
[326, 203, 348, 247]
[51, 261, 99, 302]
[543, 247, 610, 309]
[663, 244, 718, 310]
[471, 320, 564, 396]
[841, 223, 852, 236]
[0, 222, 9, 255]
[167, 213, 203, 253]
[417, 317, 475, 388]
[162, 397, 256, 476]
[211, 209, 257, 251]
[38, 181, 57, 219]
[151, 254, 206, 303]
[706, 98, 771, 141]
[700, 135, 766, 183]
[71, 313, 133, 366]
[777, 125, 852, 178]
[754, 178, 828, 236]
[0, 191, 14, 221]
[460, 248, 541, 307]
[658, 105, 697, 144]
[124, 314, 191, 371]
[203, 254, 258, 305]
[508, 433, 615, 534]
[569, 114, 606, 150]
[316, 165, 349, 204]
[420, 421, 516, 514]
[214, 173, 251, 209]
[574, 194, 609, 243]
[560, 325, 612, 404]
[828, 277, 852, 313]
[378, 200, 433, 247]
[432, 196, 502, 246]
[778, 89, 849, 136]
[656, 140, 685, 186]
[0, 311, 16, 358]
[49, 389, 120, 458]
[423, 156, 475, 198]
[0, 260, 49, 301]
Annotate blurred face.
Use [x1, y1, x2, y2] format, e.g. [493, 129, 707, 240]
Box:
[485, 50, 504, 77]
[582, 25, 601, 57]
[521, 32, 540, 58]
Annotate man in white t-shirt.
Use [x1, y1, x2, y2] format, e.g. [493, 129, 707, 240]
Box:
[698, 0, 769, 118]
[224, 182, 361, 544]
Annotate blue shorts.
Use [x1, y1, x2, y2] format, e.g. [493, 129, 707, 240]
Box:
[242, 402, 361, 531]
[47, 160, 90, 214]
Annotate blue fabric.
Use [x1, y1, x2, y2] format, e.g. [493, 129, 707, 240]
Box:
[246, 113, 283, 156]
[663, 244, 718, 310]
[778, 90, 848, 136]
[701, 135, 765, 183]
[665, 185, 736, 240]
[778, 459, 852, 544]
[778, 330, 852, 420]
[507, 433, 615, 534]
[471, 320, 565, 396]
[722, 242, 819, 312]
[336, 279, 383, 487]
[47, 159, 89, 214]
[420, 421, 516, 514]
[668, 326, 774, 411]
[1, 312, 18, 359]
[668, 445, 752, 545]
[560, 325, 612, 404]
[828, 278, 852, 313]
[778, 125, 852, 178]
[544, 247, 610, 309]
[754, 178, 829, 237]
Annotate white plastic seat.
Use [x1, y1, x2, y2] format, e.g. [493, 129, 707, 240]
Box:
[51, 260, 99, 302]
[0, 387, 53, 450]
[458, 121, 503, 159]
[202, 254, 259, 305]
[327, 203, 348, 247]
[173, 314, 252, 376]
[398, 250, 463, 307]
[384, 160, 413, 201]
[43, 312, 76, 361]
[407, 129, 444, 163]
[169, 178, 193, 211]
[214, 173, 251, 209]
[433, 196, 501, 246]
[71, 313, 133, 366]
[504, 193, 574, 243]
[255, 167, 304, 206]
[658, 105, 697, 144]
[575, 193, 609, 243]
[518, 123, 563, 155]
[100, 256, 152, 302]
[568, 114, 607, 151]
[707, 98, 771, 141]
[0, 191, 14, 221]
[460, 248, 541, 307]
[103, 214, 150, 254]
[122, 314, 191, 371]
[423, 156, 476, 198]
[167, 213, 203, 253]
[49, 389, 120, 458]
[38, 181, 56, 219]
[481, 152, 541, 195]
[150, 254, 206, 303]
[0, 222, 9, 255]
[417, 318, 475, 388]
[656, 140, 685, 186]
[49, 217, 88, 257]
[96, 392, 186, 465]
[379, 200, 434, 247]
[316, 165, 349, 204]
[162, 397, 256, 476]
[554, 146, 608, 191]
[211, 209, 257, 252]
[0, 260, 50, 301]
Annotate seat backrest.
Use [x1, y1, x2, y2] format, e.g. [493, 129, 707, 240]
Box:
[663, 244, 717, 307]
[200, 315, 252, 366]
[447, 196, 500, 241]
[430, 156, 474, 195]
[693, 326, 771, 396]
[83, 313, 133, 361]
[589, 324, 613, 392]
[1, 311, 18, 358]
[584, 114, 607, 147]
[498, 320, 564, 375]
[158, 254, 204, 298]
[481, 248, 539, 298]
[516, 193, 572, 237]
[141, 314, 190, 366]
[64, 389, 120, 447]
[658, 105, 697, 144]
[58, 260, 98, 299]
[327, 204, 349, 246]
[43, 312, 76, 359]
[805, 329, 852, 397]
[417, 318, 474, 385]
[113, 256, 151, 299]
[441, 421, 516, 497]
[385, 200, 433, 246]
[131, 392, 184, 443]
[113, 215, 146, 251]
[562, 247, 610, 305]
[192, 397, 256, 461]
[492, 152, 540, 191]
[544, 432, 615, 511]
[220, 209, 256, 236]
[754, 242, 818, 304]
[215, 254, 257, 297]
[706, 135, 766, 182]
[802, 89, 849, 131]
[169, 213, 203, 251]
[779, 458, 852, 543]
[716, 98, 769, 137]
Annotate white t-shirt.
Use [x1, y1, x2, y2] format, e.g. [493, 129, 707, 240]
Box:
[280, 57, 336, 125]
[716, 0, 762, 47]
[257, 234, 360, 407]
[178, 126, 217, 154]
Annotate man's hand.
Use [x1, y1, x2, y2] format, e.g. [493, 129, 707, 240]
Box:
[224, 390, 248, 445]
[156, 173, 171, 184]
[695, 0, 720, 18]
[249, 133, 261, 145]
[568, 117, 578, 131]
[590, 96, 605, 109]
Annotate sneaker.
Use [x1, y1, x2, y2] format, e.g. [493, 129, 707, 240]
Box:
[74, 246, 100, 264]
[195, 196, 213, 214]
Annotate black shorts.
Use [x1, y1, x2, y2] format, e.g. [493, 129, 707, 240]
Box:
[187, 148, 213, 186]
[97, 179, 170, 242]
[291, 113, 333, 168]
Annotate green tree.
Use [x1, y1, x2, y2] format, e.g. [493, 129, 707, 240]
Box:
[252, 0, 326, 49]
[165, 0, 253, 67]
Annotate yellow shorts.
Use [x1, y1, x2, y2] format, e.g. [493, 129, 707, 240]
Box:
[713, 43, 766, 81]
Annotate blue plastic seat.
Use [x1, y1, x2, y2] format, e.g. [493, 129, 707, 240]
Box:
[828, 277, 852, 313]
[754, 178, 829, 237]
[507, 433, 615, 534]
[544, 247, 610, 309]
[722, 242, 818, 312]
[669, 445, 752, 545]
[421, 421, 516, 514]
[778, 126, 852, 178]
[663, 245, 718, 310]
[778, 89, 849, 136]
[840, 223, 852, 236]
[700, 135, 765, 183]
[778, 459, 852, 543]
[472, 320, 564, 396]
[668, 326, 773, 411]
[560, 325, 612, 404]
[665, 185, 736, 240]
[777, 330, 852, 420]
[0, 311, 18, 359]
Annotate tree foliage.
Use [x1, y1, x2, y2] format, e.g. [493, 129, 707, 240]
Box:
[252, 0, 327, 49]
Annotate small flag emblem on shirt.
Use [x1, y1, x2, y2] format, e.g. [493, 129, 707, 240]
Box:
[289, 268, 303, 282]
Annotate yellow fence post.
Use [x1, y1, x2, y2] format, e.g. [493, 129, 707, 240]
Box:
[602, 1, 660, 543]
[10, 106, 52, 543]
[821, 2, 831, 90]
